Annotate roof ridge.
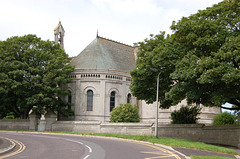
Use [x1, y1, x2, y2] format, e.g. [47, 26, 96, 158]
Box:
[54, 21, 65, 31]
[97, 35, 133, 48]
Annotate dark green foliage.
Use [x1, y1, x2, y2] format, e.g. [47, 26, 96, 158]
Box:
[171, 105, 201, 124]
[110, 104, 140, 123]
[0, 34, 75, 119]
[3, 112, 18, 119]
[213, 112, 238, 125]
[131, 0, 240, 110]
[130, 33, 183, 108]
[169, 0, 240, 109]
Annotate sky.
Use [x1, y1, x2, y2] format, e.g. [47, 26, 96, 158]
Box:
[0, 0, 223, 57]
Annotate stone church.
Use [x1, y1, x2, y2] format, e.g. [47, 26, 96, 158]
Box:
[54, 21, 221, 125]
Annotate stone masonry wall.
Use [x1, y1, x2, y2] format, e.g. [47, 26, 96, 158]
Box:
[158, 124, 240, 148]
[0, 119, 240, 148]
[0, 119, 30, 130]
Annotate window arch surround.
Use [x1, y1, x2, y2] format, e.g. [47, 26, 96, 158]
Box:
[87, 90, 93, 111]
[68, 90, 72, 110]
[127, 93, 131, 104]
[108, 88, 119, 112]
[110, 91, 116, 112]
[83, 86, 97, 112]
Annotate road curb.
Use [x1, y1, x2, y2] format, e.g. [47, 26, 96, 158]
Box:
[154, 143, 190, 159]
[0, 137, 16, 155]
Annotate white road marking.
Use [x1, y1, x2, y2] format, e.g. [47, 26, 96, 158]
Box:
[34, 136, 93, 158]
[11, 133, 93, 159]
[65, 139, 84, 145]
[85, 145, 92, 153]
[83, 155, 90, 159]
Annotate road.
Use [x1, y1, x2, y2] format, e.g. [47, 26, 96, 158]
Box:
[0, 131, 185, 159]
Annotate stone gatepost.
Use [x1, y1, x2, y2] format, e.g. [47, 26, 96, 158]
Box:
[238, 113, 240, 125]
[45, 111, 57, 131]
[29, 111, 40, 131]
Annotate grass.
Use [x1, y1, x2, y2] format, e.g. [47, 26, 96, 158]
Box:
[46, 131, 237, 155]
[1, 130, 237, 155]
[190, 156, 234, 159]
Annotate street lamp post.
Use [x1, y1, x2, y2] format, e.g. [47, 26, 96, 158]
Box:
[150, 68, 160, 138]
[155, 72, 160, 138]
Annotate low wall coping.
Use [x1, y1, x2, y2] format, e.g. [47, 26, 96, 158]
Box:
[53, 121, 101, 125]
[203, 125, 240, 130]
[100, 122, 153, 127]
[159, 124, 205, 128]
[0, 119, 29, 122]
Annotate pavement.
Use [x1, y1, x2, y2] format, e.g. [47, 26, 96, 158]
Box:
[173, 147, 240, 159]
[0, 136, 240, 158]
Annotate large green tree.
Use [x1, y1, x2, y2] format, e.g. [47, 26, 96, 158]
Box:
[130, 32, 183, 108]
[0, 34, 74, 119]
[131, 0, 240, 110]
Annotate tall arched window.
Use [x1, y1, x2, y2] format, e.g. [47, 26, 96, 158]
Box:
[127, 93, 131, 103]
[110, 91, 116, 112]
[68, 90, 72, 110]
[87, 90, 93, 111]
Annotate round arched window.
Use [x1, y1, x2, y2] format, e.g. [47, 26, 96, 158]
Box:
[127, 93, 131, 103]
[87, 90, 93, 111]
[110, 91, 116, 112]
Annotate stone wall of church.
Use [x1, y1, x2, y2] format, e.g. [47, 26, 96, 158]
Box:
[66, 69, 134, 122]
[140, 99, 221, 125]
[65, 69, 220, 124]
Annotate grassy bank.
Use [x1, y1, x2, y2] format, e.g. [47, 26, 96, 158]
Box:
[52, 131, 237, 155]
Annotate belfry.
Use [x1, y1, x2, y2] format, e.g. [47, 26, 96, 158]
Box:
[54, 21, 65, 50]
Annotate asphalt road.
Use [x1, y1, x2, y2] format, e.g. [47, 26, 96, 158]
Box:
[0, 131, 185, 159]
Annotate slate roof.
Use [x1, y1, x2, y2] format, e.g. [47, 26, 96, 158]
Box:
[70, 36, 136, 73]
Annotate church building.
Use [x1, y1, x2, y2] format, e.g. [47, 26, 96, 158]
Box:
[54, 21, 221, 124]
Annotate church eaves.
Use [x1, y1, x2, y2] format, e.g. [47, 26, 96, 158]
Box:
[70, 36, 136, 73]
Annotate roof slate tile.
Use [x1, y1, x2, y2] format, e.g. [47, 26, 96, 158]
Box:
[70, 37, 136, 73]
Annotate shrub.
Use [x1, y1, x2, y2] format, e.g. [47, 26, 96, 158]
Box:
[213, 112, 237, 125]
[3, 112, 18, 119]
[110, 104, 140, 122]
[171, 105, 201, 124]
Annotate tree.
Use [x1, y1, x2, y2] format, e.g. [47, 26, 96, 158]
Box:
[213, 112, 238, 125]
[169, 0, 240, 110]
[130, 32, 183, 108]
[0, 34, 74, 119]
[110, 104, 140, 122]
[170, 105, 201, 124]
[131, 0, 240, 110]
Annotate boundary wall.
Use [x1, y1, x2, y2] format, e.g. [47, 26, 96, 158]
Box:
[0, 117, 239, 148]
[51, 121, 153, 135]
[158, 124, 240, 148]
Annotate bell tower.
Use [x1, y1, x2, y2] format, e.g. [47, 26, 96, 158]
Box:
[54, 21, 65, 50]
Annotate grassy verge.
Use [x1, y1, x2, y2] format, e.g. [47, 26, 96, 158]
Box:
[47, 131, 237, 155]
[0, 130, 237, 155]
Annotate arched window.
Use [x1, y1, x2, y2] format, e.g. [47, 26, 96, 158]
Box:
[110, 91, 116, 112]
[87, 90, 93, 111]
[68, 90, 72, 110]
[127, 93, 131, 103]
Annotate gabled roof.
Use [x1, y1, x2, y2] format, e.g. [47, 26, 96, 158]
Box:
[54, 21, 65, 32]
[70, 36, 136, 73]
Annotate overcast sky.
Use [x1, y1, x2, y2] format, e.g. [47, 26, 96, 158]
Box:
[0, 0, 223, 57]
